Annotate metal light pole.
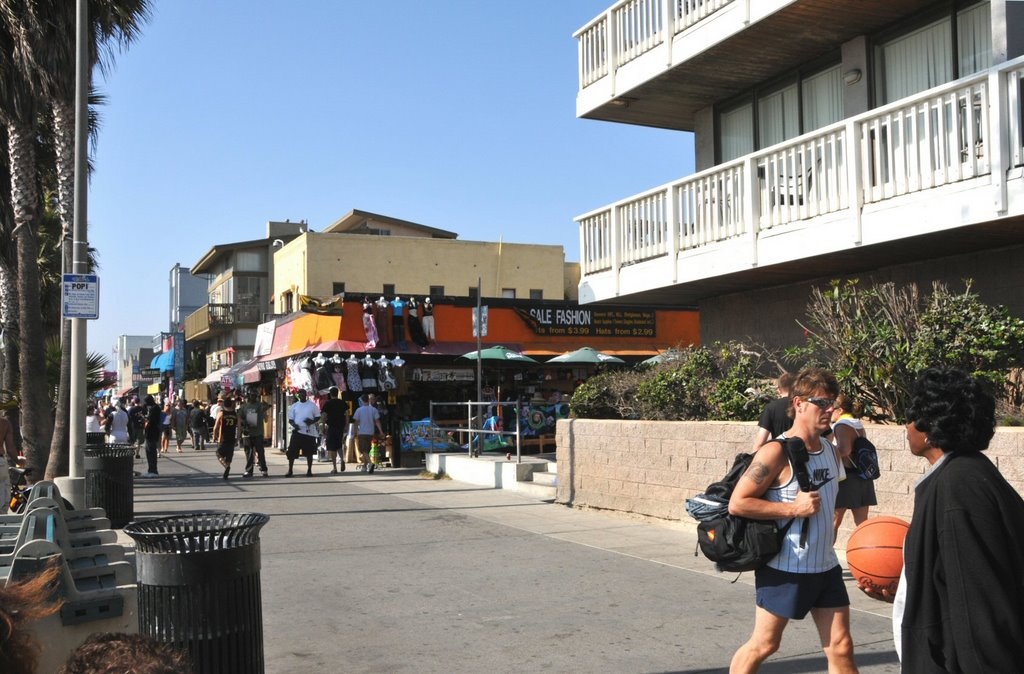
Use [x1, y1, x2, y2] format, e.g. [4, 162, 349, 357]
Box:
[56, 0, 89, 507]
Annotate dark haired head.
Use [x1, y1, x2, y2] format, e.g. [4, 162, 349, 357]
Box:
[906, 367, 995, 454]
[58, 632, 190, 674]
[834, 394, 863, 417]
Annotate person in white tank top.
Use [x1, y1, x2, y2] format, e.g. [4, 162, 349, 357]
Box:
[728, 368, 857, 674]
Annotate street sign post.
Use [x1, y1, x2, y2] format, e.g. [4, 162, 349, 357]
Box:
[62, 273, 99, 320]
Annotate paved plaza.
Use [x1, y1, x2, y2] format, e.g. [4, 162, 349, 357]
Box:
[128, 449, 901, 673]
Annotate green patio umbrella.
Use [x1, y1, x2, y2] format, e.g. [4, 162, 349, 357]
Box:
[640, 349, 683, 365]
[457, 345, 539, 364]
[546, 347, 625, 364]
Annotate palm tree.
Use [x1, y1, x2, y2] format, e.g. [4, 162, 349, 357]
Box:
[0, 0, 56, 478]
[1, 0, 150, 477]
[41, 0, 149, 479]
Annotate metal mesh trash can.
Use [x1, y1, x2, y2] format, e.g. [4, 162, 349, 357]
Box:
[85, 431, 106, 448]
[124, 513, 270, 674]
[84, 445, 135, 528]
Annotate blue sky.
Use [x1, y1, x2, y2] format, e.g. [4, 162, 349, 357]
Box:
[87, 0, 695, 360]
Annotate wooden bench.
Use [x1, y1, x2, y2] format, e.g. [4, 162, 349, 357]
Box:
[519, 434, 554, 453]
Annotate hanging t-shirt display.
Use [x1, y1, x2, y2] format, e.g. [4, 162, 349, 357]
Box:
[359, 357, 379, 391]
[374, 298, 391, 348]
[407, 299, 429, 348]
[421, 298, 435, 342]
[362, 300, 378, 348]
[391, 297, 408, 349]
[346, 357, 363, 393]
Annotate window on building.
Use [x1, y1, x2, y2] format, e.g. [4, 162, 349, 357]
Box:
[529, 289, 543, 300]
[235, 276, 261, 307]
[429, 285, 444, 297]
[332, 282, 345, 296]
[282, 291, 293, 314]
[468, 287, 479, 301]
[383, 284, 395, 297]
[876, 1, 991, 104]
[718, 64, 844, 162]
[502, 288, 516, 299]
[234, 250, 266, 272]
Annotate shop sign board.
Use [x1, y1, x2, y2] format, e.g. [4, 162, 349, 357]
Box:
[514, 306, 656, 338]
[141, 368, 160, 378]
[411, 368, 475, 382]
[61, 274, 99, 319]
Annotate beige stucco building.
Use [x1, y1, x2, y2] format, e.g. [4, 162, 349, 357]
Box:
[273, 209, 579, 311]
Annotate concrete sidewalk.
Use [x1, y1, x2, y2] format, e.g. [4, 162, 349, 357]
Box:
[128, 447, 900, 673]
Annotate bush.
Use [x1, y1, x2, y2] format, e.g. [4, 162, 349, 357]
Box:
[802, 279, 1024, 422]
[570, 370, 645, 420]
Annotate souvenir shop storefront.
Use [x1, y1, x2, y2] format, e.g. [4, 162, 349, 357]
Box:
[251, 298, 700, 466]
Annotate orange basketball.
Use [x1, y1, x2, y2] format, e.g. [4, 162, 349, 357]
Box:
[846, 516, 909, 595]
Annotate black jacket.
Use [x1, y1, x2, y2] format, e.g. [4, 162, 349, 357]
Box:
[902, 451, 1024, 673]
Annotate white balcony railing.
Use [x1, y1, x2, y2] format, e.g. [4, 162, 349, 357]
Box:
[575, 0, 737, 90]
[578, 57, 1024, 279]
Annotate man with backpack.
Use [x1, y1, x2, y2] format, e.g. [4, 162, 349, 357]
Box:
[727, 368, 855, 674]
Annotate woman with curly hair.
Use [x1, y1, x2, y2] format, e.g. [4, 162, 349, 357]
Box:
[861, 367, 1024, 671]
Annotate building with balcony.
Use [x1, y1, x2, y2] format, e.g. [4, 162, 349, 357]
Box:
[574, 0, 1024, 347]
[185, 220, 306, 374]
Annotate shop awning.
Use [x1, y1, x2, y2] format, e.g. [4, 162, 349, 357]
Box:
[222, 358, 259, 389]
[150, 349, 175, 372]
[241, 363, 263, 384]
[117, 386, 137, 397]
[202, 367, 231, 384]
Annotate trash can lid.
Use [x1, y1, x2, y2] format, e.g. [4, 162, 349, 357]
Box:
[123, 512, 270, 553]
[84, 445, 135, 458]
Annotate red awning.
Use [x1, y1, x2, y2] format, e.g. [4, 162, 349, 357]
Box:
[242, 365, 262, 384]
[259, 319, 296, 362]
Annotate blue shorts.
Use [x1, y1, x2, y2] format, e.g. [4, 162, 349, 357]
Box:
[755, 564, 849, 620]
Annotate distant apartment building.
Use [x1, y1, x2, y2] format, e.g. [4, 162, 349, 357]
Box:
[573, 0, 1024, 347]
[114, 334, 153, 393]
[185, 220, 306, 375]
[169, 263, 207, 333]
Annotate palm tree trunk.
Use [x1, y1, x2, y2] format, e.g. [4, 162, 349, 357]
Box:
[8, 121, 53, 477]
[45, 101, 75, 479]
[0, 258, 23, 453]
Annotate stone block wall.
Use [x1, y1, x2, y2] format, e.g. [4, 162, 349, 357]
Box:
[555, 418, 1024, 546]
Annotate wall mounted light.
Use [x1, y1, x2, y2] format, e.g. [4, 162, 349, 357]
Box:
[843, 69, 862, 86]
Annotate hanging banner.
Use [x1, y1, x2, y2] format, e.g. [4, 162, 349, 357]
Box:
[471, 305, 488, 337]
[514, 306, 656, 338]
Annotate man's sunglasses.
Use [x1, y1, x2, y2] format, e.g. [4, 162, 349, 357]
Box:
[806, 397, 836, 410]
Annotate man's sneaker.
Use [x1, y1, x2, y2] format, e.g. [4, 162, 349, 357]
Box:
[140, 472, 158, 478]
[243, 471, 253, 478]
[261, 471, 269, 477]
[330, 469, 338, 475]
[368, 464, 375, 474]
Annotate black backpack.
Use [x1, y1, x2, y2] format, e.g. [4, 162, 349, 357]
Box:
[687, 438, 809, 573]
[851, 435, 880, 480]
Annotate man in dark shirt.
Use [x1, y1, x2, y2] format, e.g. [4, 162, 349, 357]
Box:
[141, 395, 162, 477]
[320, 387, 348, 474]
[752, 372, 795, 451]
[127, 397, 146, 459]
